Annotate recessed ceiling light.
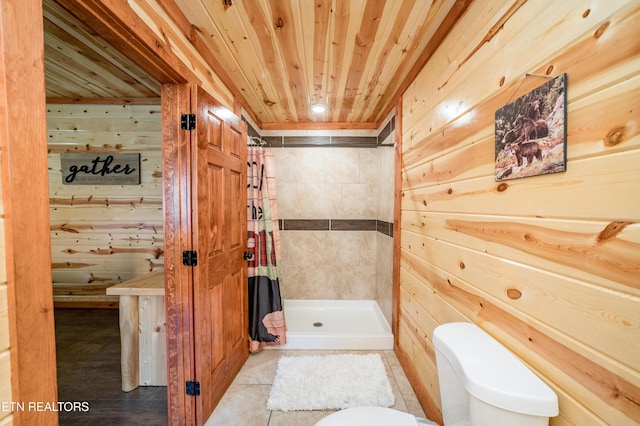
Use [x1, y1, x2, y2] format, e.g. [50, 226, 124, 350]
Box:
[310, 103, 327, 114]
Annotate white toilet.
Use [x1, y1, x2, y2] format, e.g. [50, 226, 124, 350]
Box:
[316, 322, 558, 426]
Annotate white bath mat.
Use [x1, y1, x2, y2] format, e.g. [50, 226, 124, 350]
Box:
[266, 353, 395, 411]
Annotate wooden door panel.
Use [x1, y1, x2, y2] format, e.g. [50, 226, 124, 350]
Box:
[207, 281, 225, 370]
[228, 120, 242, 159]
[229, 169, 244, 248]
[194, 278, 223, 416]
[225, 269, 245, 348]
[206, 163, 224, 255]
[193, 86, 248, 424]
[204, 109, 224, 152]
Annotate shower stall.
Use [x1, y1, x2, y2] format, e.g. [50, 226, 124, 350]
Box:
[247, 117, 396, 351]
[280, 299, 393, 350]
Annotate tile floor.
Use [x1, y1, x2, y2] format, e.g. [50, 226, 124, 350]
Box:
[204, 349, 426, 426]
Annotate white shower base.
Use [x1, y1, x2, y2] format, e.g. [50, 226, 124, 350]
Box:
[272, 299, 394, 350]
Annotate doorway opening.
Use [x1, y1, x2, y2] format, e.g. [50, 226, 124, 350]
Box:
[44, 0, 167, 423]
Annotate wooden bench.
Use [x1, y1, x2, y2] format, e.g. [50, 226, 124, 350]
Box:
[106, 271, 166, 392]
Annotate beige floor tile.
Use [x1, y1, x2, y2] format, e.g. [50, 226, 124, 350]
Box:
[391, 365, 426, 418]
[406, 398, 429, 421]
[235, 350, 284, 385]
[374, 351, 410, 412]
[269, 409, 334, 426]
[387, 374, 409, 412]
[205, 383, 271, 426]
[205, 349, 428, 425]
[383, 350, 401, 366]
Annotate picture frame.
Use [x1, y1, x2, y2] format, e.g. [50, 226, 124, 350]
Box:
[495, 73, 567, 181]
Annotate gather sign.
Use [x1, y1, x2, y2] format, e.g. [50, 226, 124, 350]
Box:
[61, 153, 141, 185]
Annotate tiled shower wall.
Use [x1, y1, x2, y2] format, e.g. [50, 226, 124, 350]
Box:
[249, 116, 395, 324]
[375, 146, 394, 324]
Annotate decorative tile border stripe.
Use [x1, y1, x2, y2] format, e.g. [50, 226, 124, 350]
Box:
[280, 219, 330, 231]
[330, 136, 379, 147]
[244, 114, 395, 149]
[330, 219, 377, 231]
[263, 135, 378, 148]
[378, 119, 395, 145]
[376, 220, 393, 237]
[280, 219, 393, 236]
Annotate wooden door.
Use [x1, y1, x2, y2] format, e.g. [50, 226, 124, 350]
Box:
[191, 86, 249, 423]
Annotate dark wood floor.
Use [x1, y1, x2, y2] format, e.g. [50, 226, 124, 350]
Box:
[55, 308, 168, 425]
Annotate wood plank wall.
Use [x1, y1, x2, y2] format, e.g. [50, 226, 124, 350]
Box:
[398, 1, 640, 425]
[47, 103, 163, 305]
[0, 157, 11, 425]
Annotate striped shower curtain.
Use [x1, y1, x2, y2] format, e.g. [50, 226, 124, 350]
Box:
[247, 146, 286, 352]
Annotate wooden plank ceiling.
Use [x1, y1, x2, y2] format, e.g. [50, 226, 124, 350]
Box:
[44, 0, 469, 128]
[43, 0, 161, 102]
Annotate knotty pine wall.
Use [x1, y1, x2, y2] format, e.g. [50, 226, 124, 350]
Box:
[47, 103, 163, 305]
[398, 1, 639, 425]
[0, 161, 11, 424]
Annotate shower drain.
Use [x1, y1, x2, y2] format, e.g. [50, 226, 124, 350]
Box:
[312, 322, 323, 327]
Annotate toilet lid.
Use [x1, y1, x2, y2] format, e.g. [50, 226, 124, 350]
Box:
[315, 407, 418, 426]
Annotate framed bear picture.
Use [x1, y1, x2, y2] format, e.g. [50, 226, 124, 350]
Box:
[494, 73, 567, 181]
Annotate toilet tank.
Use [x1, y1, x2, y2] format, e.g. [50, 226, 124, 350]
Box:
[433, 322, 558, 426]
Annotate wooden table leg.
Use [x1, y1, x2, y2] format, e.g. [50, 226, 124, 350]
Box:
[119, 295, 139, 392]
[139, 295, 167, 386]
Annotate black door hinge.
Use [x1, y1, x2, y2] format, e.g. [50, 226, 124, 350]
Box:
[186, 380, 200, 396]
[181, 113, 196, 130]
[182, 250, 198, 266]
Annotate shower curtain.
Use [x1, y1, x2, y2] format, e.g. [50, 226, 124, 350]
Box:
[247, 145, 287, 352]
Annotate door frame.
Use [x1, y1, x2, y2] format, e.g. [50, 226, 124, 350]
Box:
[2, 0, 207, 424]
[161, 83, 197, 425]
[1, 1, 57, 424]
[55, 2, 201, 424]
